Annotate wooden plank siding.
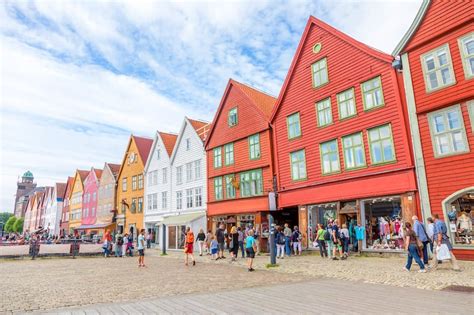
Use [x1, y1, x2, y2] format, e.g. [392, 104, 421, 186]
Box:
[272, 17, 417, 208]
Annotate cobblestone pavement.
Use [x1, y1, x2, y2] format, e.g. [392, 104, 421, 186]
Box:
[43, 278, 473, 315]
[159, 249, 474, 290]
[0, 254, 307, 313]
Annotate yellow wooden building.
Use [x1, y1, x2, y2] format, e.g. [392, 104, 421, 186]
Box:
[68, 169, 89, 234]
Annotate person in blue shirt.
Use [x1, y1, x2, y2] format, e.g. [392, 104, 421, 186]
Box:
[412, 216, 430, 267]
[431, 214, 461, 271]
[245, 229, 257, 272]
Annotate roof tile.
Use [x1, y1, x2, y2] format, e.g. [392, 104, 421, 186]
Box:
[158, 132, 178, 156]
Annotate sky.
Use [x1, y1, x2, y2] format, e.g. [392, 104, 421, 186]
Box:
[0, 0, 423, 212]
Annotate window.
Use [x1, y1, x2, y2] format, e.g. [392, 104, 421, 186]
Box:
[224, 143, 234, 165]
[176, 166, 183, 185]
[194, 160, 201, 180]
[311, 57, 328, 87]
[342, 132, 366, 169]
[195, 187, 202, 207]
[147, 173, 152, 187]
[156, 149, 161, 160]
[421, 44, 455, 91]
[468, 101, 474, 132]
[458, 33, 474, 79]
[147, 195, 152, 210]
[91, 207, 95, 217]
[186, 189, 193, 208]
[320, 139, 340, 174]
[361, 76, 384, 110]
[162, 168, 167, 184]
[316, 98, 332, 127]
[368, 124, 396, 164]
[122, 178, 127, 192]
[290, 149, 306, 181]
[249, 134, 261, 160]
[152, 193, 157, 210]
[176, 191, 182, 210]
[186, 162, 193, 182]
[161, 192, 167, 209]
[225, 175, 236, 199]
[121, 202, 126, 213]
[428, 105, 469, 157]
[228, 107, 238, 126]
[84, 208, 88, 218]
[153, 171, 158, 186]
[287, 112, 301, 139]
[132, 176, 137, 191]
[131, 198, 137, 213]
[93, 192, 96, 201]
[214, 177, 223, 200]
[138, 174, 143, 189]
[337, 88, 357, 120]
[138, 197, 143, 213]
[186, 138, 191, 151]
[240, 169, 263, 197]
[214, 147, 222, 168]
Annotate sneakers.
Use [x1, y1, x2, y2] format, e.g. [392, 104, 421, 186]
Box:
[248, 268, 255, 272]
[193, 260, 196, 266]
[403, 267, 410, 272]
[332, 257, 339, 261]
[418, 269, 427, 273]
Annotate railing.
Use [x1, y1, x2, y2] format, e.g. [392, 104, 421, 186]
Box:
[0, 239, 103, 259]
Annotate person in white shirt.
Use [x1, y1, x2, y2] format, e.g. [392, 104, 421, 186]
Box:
[426, 217, 435, 255]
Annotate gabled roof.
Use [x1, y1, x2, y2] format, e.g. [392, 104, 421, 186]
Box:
[392, 0, 431, 56]
[205, 78, 277, 148]
[106, 163, 121, 178]
[93, 168, 103, 179]
[78, 170, 89, 182]
[55, 183, 67, 199]
[133, 135, 154, 164]
[170, 117, 209, 164]
[270, 16, 393, 121]
[158, 132, 178, 157]
[188, 118, 210, 141]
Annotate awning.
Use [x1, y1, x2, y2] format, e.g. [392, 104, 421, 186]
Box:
[159, 212, 205, 226]
[75, 223, 115, 230]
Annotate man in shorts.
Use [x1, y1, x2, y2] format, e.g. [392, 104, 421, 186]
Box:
[137, 229, 146, 267]
[245, 229, 257, 272]
[332, 220, 345, 260]
[216, 224, 226, 259]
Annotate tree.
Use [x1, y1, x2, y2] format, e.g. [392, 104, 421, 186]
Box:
[0, 212, 13, 225]
[4, 216, 17, 233]
[13, 218, 24, 234]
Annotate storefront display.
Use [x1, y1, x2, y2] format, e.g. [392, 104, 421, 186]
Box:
[362, 196, 404, 251]
[307, 203, 337, 248]
[446, 192, 474, 246]
[168, 225, 186, 250]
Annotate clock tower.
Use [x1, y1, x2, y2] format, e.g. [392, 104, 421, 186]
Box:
[13, 171, 37, 218]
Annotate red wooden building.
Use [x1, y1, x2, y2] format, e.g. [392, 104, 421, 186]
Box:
[271, 16, 419, 252]
[393, 0, 473, 259]
[60, 176, 74, 237]
[205, 79, 277, 248]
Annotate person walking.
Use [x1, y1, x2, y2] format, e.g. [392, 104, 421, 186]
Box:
[210, 236, 218, 260]
[245, 229, 257, 272]
[137, 229, 146, 267]
[404, 222, 426, 273]
[340, 223, 350, 258]
[184, 227, 196, 266]
[276, 226, 286, 259]
[126, 233, 134, 257]
[205, 230, 212, 255]
[216, 224, 226, 260]
[432, 214, 461, 271]
[324, 221, 334, 259]
[331, 220, 344, 260]
[316, 224, 327, 258]
[146, 230, 152, 249]
[283, 223, 292, 257]
[291, 226, 302, 256]
[237, 227, 245, 258]
[412, 216, 430, 267]
[426, 217, 435, 256]
[229, 226, 239, 261]
[115, 232, 123, 257]
[122, 233, 128, 256]
[196, 228, 206, 256]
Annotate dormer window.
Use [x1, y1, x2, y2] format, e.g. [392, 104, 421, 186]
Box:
[186, 138, 191, 151]
[228, 107, 238, 127]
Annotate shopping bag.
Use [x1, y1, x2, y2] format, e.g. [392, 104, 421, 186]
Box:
[436, 244, 451, 261]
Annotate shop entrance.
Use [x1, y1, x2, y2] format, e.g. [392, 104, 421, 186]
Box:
[269, 208, 298, 229]
[443, 188, 474, 247]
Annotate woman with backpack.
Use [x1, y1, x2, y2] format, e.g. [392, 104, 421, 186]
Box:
[291, 226, 302, 256]
[316, 224, 327, 258]
[276, 226, 286, 259]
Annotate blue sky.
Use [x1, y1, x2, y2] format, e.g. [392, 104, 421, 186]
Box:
[0, 0, 422, 212]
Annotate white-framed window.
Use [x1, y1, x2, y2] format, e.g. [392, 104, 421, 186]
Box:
[131, 198, 137, 213]
[186, 138, 191, 151]
[156, 149, 161, 160]
[214, 147, 222, 168]
[176, 166, 183, 185]
[342, 132, 366, 169]
[153, 170, 158, 186]
[194, 160, 201, 180]
[421, 44, 455, 92]
[228, 107, 238, 127]
[240, 169, 263, 197]
[195, 187, 202, 207]
[249, 133, 261, 160]
[176, 191, 182, 210]
[458, 32, 474, 79]
[138, 197, 143, 213]
[337, 88, 357, 120]
[147, 173, 153, 187]
[92, 192, 96, 201]
[427, 104, 469, 157]
[311, 57, 328, 87]
[320, 139, 340, 175]
[224, 143, 234, 165]
[152, 194, 157, 210]
[468, 100, 474, 132]
[316, 98, 332, 127]
[138, 174, 143, 189]
[367, 124, 396, 164]
[214, 177, 223, 200]
[147, 194, 152, 210]
[122, 178, 127, 192]
[290, 149, 306, 181]
[361, 76, 384, 110]
[162, 168, 167, 184]
[132, 175, 137, 191]
[225, 175, 236, 199]
[161, 192, 167, 209]
[186, 189, 193, 208]
[287, 112, 301, 139]
[186, 162, 193, 182]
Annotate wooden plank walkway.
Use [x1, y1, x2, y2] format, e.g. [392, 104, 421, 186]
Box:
[41, 278, 473, 314]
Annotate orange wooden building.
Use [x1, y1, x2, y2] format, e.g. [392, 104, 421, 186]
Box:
[271, 16, 418, 252]
[205, 79, 277, 248]
[393, 0, 473, 259]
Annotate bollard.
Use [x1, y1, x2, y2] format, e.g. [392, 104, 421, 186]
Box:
[269, 214, 276, 265]
[162, 224, 166, 255]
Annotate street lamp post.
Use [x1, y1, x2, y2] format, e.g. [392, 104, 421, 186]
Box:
[268, 214, 276, 265]
[162, 223, 167, 255]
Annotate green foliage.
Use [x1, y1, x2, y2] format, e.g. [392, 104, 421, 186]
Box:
[0, 212, 14, 225]
[4, 216, 17, 233]
[13, 218, 24, 233]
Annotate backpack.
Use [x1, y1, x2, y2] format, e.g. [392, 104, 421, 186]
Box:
[117, 236, 123, 246]
[277, 233, 285, 245]
[323, 229, 331, 241]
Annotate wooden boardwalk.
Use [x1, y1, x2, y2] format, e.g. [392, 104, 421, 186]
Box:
[42, 278, 473, 314]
